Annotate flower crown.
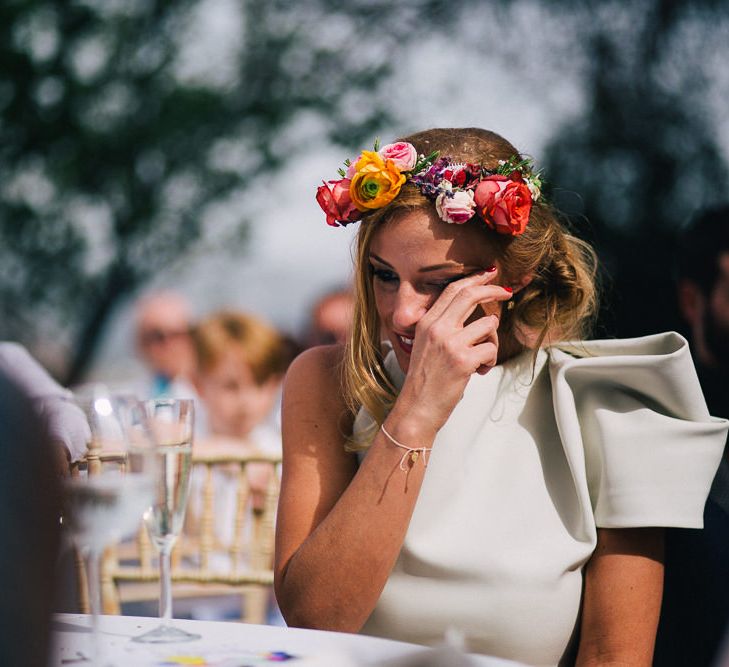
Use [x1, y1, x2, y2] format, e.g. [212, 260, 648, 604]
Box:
[316, 140, 543, 236]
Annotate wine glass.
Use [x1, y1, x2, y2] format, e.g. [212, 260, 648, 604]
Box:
[64, 388, 156, 665]
[132, 398, 200, 643]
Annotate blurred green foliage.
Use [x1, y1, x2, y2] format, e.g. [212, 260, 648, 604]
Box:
[0, 0, 454, 381]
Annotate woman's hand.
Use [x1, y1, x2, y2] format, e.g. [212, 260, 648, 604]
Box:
[394, 268, 513, 438]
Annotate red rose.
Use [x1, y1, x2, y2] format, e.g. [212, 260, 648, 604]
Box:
[453, 170, 467, 187]
[443, 168, 468, 187]
[473, 174, 531, 235]
[316, 178, 360, 227]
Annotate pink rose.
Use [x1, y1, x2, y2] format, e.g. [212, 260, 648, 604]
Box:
[378, 142, 418, 171]
[474, 175, 531, 235]
[316, 178, 360, 227]
[345, 156, 360, 179]
[435, 187, 476, 224]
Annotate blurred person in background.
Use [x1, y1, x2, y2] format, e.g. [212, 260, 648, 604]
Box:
[183, 309, 291, 621]
[655, 204, 729, 667]
[192, 309, 290, 464]
[0, 343, 91, 617]
[0, 342, 90, 476]
[305, 286, 355, 347]
[674, 204, 729, 417]
[0, 356, 63, 666]
[133, 290, 197, 399]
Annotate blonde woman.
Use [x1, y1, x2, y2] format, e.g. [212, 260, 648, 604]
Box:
[274, 128, 727, 665]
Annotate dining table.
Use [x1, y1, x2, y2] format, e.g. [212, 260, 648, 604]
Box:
[51, 613, 525, 666]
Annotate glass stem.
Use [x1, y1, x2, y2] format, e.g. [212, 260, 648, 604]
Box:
[86, 549, 102, 664]
[159, 544, 173, 624]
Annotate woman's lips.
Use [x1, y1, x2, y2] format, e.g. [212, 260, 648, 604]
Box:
[396, 334, 413, 354]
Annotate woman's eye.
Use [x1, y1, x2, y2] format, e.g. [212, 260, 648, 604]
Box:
[371, 267, 398, 284]
[429, 275, 465, 291]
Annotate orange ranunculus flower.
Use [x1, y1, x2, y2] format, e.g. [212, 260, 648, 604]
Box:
[349, 151, 406, 211]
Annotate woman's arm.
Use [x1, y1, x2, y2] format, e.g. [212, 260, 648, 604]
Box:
[576, 527, 665, 666]
[273, 344, 431, 632]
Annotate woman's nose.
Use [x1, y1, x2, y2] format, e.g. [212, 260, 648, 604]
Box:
[391, 284, 428, 332]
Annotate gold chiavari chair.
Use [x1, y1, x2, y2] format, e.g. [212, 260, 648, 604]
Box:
[69, 443, 128, 614]
[89, 447, 281, 624]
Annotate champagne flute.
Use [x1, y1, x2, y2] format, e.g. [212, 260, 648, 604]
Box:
[64, 388, 156, 665]
[133, 398, 200, 643]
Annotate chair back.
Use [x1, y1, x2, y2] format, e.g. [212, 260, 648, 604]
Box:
[69, 449, 129, 614]
[76, 445, 281, 624]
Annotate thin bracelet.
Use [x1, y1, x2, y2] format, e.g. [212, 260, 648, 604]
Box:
[380, 423, 433, 471]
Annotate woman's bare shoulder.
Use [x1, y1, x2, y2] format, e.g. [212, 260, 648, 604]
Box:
[285, 343, 346, 392]
[284, 344, 350, 425]
[282, 344, 355, 471]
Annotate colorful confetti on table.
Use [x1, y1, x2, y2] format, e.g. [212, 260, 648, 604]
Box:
[156, 650, 296, 666]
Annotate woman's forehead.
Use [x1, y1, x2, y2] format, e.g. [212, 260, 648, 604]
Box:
[369, 208, 497, 266]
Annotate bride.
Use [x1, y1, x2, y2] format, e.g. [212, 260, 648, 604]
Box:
[273, 127, 727, 665]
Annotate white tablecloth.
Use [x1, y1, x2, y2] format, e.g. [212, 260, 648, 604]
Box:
[51, 613, 524, 666]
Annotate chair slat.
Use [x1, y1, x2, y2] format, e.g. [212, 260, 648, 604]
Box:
[74, 445, 282, 624]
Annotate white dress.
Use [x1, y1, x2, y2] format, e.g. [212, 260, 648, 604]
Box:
[354, 332, 728, 666]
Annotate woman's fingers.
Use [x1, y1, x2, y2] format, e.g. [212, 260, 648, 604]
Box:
[420, 286, 511, 341]
[472, 339, 500, 373]
[448, 315, 500, 372]
[421, 273, 513, 330]
[412, 271, 509, 373]
[459, 312, 500, 346]
[447, 284, 512, 325]
[420, 268, 498, 323]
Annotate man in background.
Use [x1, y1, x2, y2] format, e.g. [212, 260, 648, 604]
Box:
[655, 204, 729, 666]
[134, 290, 197, 399]
[305, 286, 354, 347]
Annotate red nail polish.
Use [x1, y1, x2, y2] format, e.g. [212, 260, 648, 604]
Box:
[485, 265, 497, 273]
[503, 286, 513, 293]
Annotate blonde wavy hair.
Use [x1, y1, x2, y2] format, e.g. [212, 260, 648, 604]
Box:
[342, 128, 599, 447]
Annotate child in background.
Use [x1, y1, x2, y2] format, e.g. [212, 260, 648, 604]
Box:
[185, 310, 291, 623]
[191, 309, 290, 518]
[182, 310, 290, 621]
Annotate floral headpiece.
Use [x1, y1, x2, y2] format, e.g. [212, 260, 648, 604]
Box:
[316, 140, 543, 236]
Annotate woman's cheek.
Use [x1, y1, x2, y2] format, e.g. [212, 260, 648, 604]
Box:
[373, 289, 391, 318]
